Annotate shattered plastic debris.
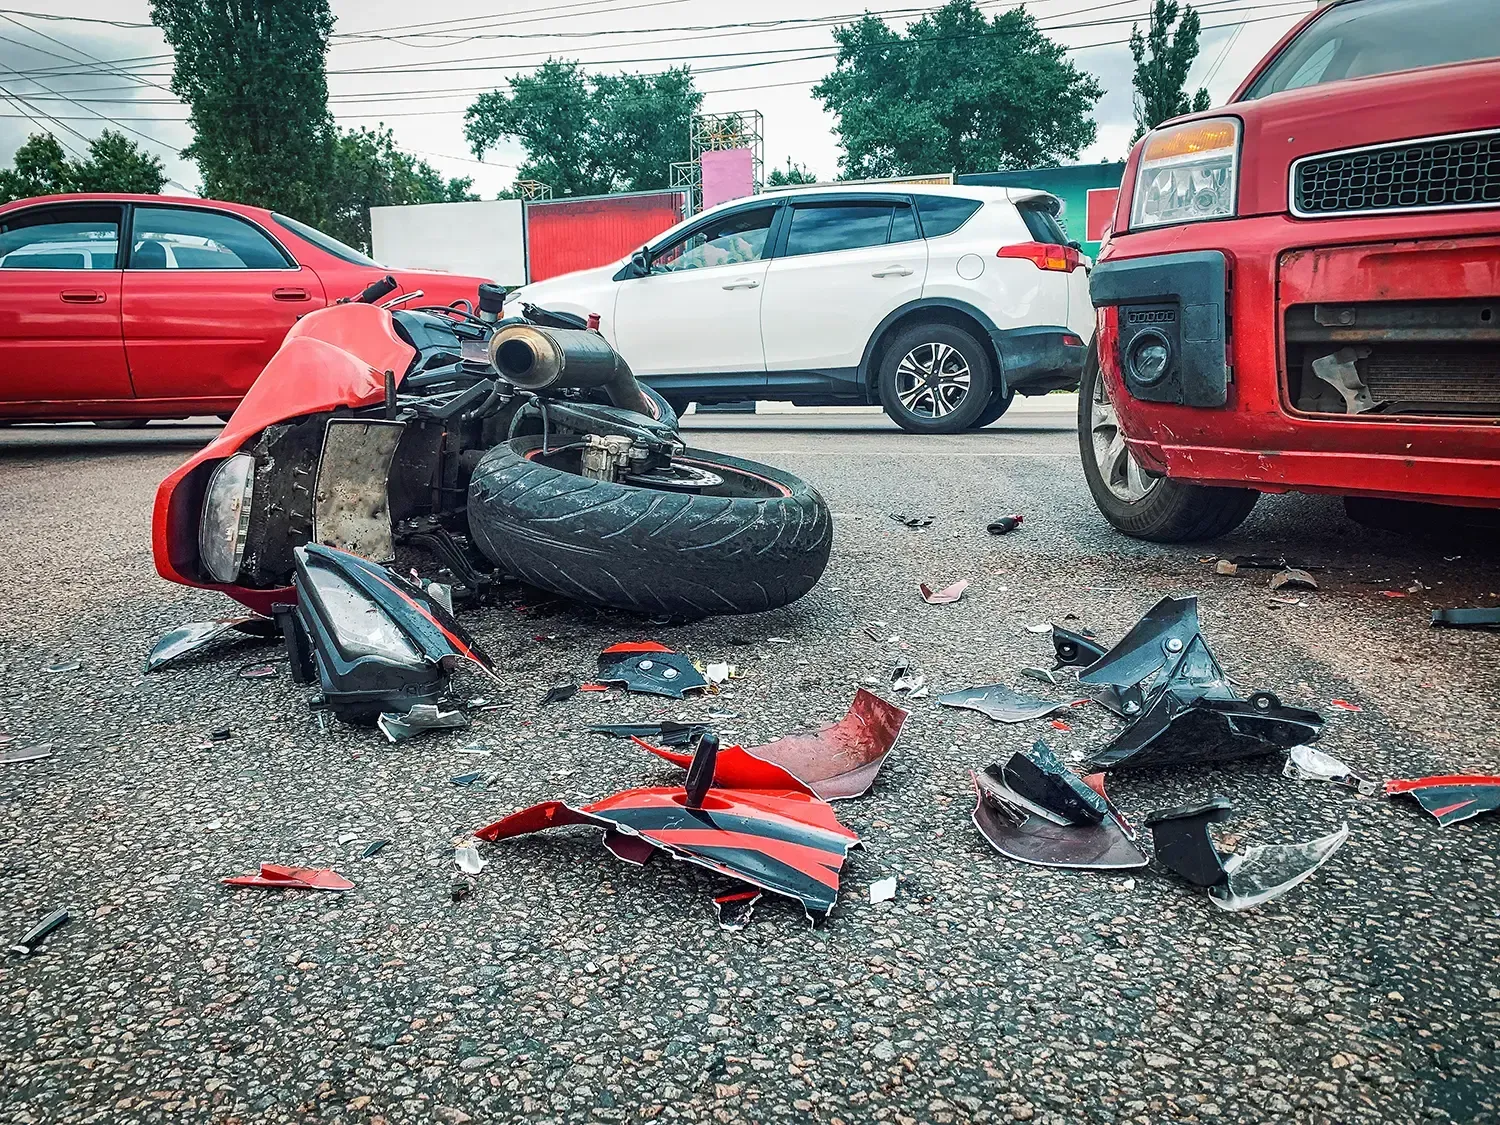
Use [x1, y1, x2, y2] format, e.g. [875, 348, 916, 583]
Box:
[987, 515, 1023, 535]
[1052, 627, 1107, 670]
[477, 733, 861, 923]
[0, 743, 53, 766]
[145, 616, 279, 672]
[1269, 568, 1318, 592]
[377, 703, 471, 743]
[869, 876, 897, 904]
[8, 908, 68, 956]
[920, 579, 970, 605]
[1386, 776, 1500, 826]
[637, 688, 907, 802]
[1331, 700, 1362, 712]
[1284, 745, 1377, 795]
[1431, 608, 1500, 631]
[1020, 666, 1066, 686]
[937, 683, 1071, 724]
[595, 643, 708, 698]
[426, 581, 454, 615]
[1144, 799, 1349, 911]
[1024, 623, 1052, 634]
[1312, 346, 1378, 414]
[1078, 596, 1200, 689]
[714, 889, 762, 931]
[452, 772, 486, 787]
[890, 663, 927, 698]
[238, 662, 278, 679]
[590, 721, 708, 749]
[40, 660, 81, 674]
[362, 839, 390, 858]
[1214, 559, 1239, 576]
[540, 681, 579, 706]
[222, 864, 354, 892]
[705, 662, 733, 686]
[971, 763, 1148, 871]
[889, 512, 934, 529]
[1001, 740, 1107, 825]
[455, 844, 487, 875]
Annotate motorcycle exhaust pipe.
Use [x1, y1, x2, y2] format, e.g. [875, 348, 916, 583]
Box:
[488, 323, 655, 417]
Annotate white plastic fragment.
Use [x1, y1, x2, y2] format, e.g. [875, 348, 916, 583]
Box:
[869, 876, 897, 904]
[454, 844, 486, 875]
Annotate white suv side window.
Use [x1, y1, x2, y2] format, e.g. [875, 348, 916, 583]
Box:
[653, 207, 775, 273]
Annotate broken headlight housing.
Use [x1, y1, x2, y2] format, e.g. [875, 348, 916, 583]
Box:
[303, 563, 420, 663]
[199, 453, 256, 584]
[1130, 117, 1240, 230]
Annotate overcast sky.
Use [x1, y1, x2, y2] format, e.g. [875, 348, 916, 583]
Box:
[0, 0, 1315, 200]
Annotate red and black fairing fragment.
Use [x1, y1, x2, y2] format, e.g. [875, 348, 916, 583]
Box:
[971, 765, 1148, 871]
[1386, 775, 1500, 827]
[595, 642, 708, 698]
[634, 688, 906, 801]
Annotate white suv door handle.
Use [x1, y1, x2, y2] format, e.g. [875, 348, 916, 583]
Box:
[872, 265, 913, 278]
[722, 278, 760, 290]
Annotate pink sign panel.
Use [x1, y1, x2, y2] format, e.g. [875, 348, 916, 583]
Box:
[700, 148, 755, 209]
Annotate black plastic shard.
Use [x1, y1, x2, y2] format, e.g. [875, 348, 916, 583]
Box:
[1053, 626, 1107, 669]
[1079, 596, 1201, 689]
[595, 643, 708, 698]
[1144, 798, 1233, 887]
[145, 616, 280, 672]
[1430, 608, 1500, 631]
[971, 767, 1148, 870]
[937, 683, 1070, 723]
[1000, 739, 1108, 825]
[683, 732, 720, 810]
[589, 722, 709, 748]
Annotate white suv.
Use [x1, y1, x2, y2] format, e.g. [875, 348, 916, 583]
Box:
[505, 184, 1095, 433]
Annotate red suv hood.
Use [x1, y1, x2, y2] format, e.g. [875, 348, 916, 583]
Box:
[1235, 57, 1500, 217]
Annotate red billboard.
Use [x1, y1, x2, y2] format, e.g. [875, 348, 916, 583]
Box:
[526, 192, 687, 282]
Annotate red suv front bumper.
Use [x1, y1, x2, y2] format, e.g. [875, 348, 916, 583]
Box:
[1094, 213, 1500, 508]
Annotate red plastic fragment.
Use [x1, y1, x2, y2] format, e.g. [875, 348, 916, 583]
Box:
[1049, 719, 1072, 732]
[919, 579, 970, 605]
[600, 642, 673, 655]
[223, 864, 353, 892]
[1330, 700, 1362, 712]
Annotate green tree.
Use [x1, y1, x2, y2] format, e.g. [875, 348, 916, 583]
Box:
[1130, 0, 1211, 141]
[0, 130, 166, 202]
[149, 0, 335, 222]
[813, 0, 1102, 179]
[767, 160, 818, 187]
[324, 126, 476, 252]
[73, 130, 168, 194]
[465, 60, 701, 197]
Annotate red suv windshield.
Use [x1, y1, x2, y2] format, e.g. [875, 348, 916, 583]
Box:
[1243, 0, 1500, 100]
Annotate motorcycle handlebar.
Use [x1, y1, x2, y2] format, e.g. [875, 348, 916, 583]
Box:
[349, 275, 399, 305]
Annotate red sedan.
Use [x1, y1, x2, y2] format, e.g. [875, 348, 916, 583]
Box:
[0, 193, 495, 426]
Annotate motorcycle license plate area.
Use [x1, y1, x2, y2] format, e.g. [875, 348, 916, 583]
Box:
[312, 419, 405, 564]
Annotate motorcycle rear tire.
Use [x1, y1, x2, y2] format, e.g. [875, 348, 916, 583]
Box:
[467, 437, 833, 619]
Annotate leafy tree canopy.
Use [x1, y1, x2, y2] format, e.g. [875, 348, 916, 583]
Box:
[325, 126, 476, 252]
[465, 60, 702, 197]
[0, 130, 166, 203]
[813, 0, 1103, 179]
[767, 160, 818, 187]
[1131, 0, 1211, 142]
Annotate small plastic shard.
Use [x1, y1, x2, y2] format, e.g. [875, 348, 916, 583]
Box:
[1145, 798, 1234, 887]
[223, 864, 353, 892]
[920, 579, 969, 605]
[683, 732, 720, 810]
[891, 663, 926, 696]
[455, 843, 486, 875]
[595, 642, 708, 698]
[1021, 665, 1066, 686]
[1431, 607, 1500, 631]
[1386, 775, 1500, 826]
[238, 662, 278, 679]
[8, 907, 69, 956]
[869, 876, 897, 904]
[1284, 745, 1376, 795]
[540, 681, 579, 706]
[378, 703, 471, 743]
[426, 581, 454, 615]
[590, 721, 708, 749]
[889, 512, 934, 528]
[971, 767, 1148, 870]
[41, 660, 81, 674]
[452, 771, 485, 787]
[1312, 346, 1377, 414]
[210, 727, 233, 741]
[705, 662, 733, 686]
[362, 839, 390, 858]
[1214, 559, 1239, 576]
[1331, 699, 1362, 712]
[1270, 568, 1318, 592]
[1000, 739, 1107, 825]
[715, 889, 762, 931]
[1208, 825, 1350, 912]
[937, 683, 1070, 724]
[145, 616, 279, 673]
[1024, 623, 1052, 634]
[766, 637, 792, 645]
[986, 515, 1023, 535]
[0, 743, 53, 766]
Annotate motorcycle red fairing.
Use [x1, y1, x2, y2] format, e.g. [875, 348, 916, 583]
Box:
[152, 302, 416, 616]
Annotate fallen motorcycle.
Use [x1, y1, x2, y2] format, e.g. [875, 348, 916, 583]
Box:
[153, 276, 833, 624]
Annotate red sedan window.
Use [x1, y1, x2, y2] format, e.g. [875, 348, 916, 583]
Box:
[128, 206, 292, 270]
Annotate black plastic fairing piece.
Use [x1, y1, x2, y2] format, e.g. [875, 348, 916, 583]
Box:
[1431, 608, 1500, 631]
[683, 732, 719, 810]
[1088, 689, 1324, 773]
[1000, 739, 1108, 825]
[1053, 626, 1107, 669]
[1144, 798, 1233, 887]
[595, 644, 708, 698]
[971, 767, 1148, 871]
[589, 721, 709, 748]
[1079, 596, 1201, 689]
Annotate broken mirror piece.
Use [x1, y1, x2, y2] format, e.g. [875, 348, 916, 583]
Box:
[714, 889, 762, 931]
[1269, 568, 1318, 592]
[1284, 744, 1377, 795]
[377, 703, 471, 744]
[920, 579, 969, 605]
[1144, 799, 1349, 911]
[8, 907, 69, 957]
[637, 688, 907, 801]
[1386, 775, 1500, 827]
[1430, 608, 1500, 631]
[595, 642, 708, 698]
[0, 743, 53, 767]
[540, 681, 579, 706]
[590, 721, 709, 749]
[1001, 739, 1108, 825]
[971, 765, 1147, 871]
[478, 730, 860, 924]
[937, 683, 1072, 724]
[455, 844, 487, 875]
[145, 616, 280, 673]
[223, 864, 354, 892]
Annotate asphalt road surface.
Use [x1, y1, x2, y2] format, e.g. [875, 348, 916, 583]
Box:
[2, 412, 1497, 1125]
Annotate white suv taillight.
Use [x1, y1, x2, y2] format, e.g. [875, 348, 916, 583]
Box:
[997, 242, 1081, 272]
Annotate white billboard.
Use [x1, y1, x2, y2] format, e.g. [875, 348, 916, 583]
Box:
[370, 199, 526, 286]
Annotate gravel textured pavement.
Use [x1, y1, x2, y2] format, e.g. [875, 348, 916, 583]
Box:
[1, 413, 1497, 1125]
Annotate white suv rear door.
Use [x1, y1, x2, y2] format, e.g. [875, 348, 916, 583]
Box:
[759, 196, 927, 372]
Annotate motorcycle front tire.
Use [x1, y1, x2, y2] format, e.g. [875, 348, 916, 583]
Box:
[466, 436, 833, 619]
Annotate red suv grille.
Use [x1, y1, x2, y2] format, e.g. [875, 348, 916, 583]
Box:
[1292, 129, 1500, 218]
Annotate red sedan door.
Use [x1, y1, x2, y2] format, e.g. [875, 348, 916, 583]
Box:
[121, 203, 327, 404]
[0, 201, 132, 408]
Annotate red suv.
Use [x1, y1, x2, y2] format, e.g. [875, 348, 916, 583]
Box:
[0, 194, 494, 427]
[1080, 0, 1500, 540]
